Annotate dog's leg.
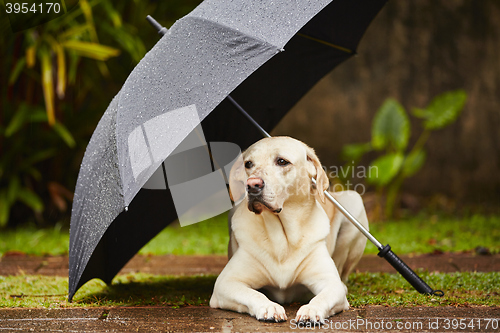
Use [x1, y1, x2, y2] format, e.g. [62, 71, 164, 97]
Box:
[334, 220, 368, 281]
[211, 282, 287, 322]
[210, 255, 287, 322]
[295, 249, 349, 323]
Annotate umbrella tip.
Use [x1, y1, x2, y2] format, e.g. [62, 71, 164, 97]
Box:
[146, 15, 168, 36]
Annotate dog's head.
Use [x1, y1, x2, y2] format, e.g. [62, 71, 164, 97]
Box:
[229, 137, 329, 215]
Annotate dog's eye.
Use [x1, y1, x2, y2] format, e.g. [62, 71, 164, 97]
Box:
[276, 158, 290, 166]
[245, 161, 254, 169]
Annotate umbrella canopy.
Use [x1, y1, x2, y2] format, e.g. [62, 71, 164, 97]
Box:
[69, 0, 387, 301]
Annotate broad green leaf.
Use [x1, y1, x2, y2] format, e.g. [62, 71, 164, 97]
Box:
[17, 188, 44, 213]
[30, 108, 50, 123]
[51, 39, 66, 99]
[5, 103, 29, 137]
[4, 105, 50, 136]
[101, 24, 145, 62]
[20, 149, 57, 171]
[26, 45, 36, 68]
[80, 0, 93, 23]
[97, 61, 110, 77]
[367, 152, 404, 186]
[57, 48, 66, 99]
[56, 2, 84, 26]
[62, 40, 120, 60]
[60, 0, 68, 13]
[80, 0, 100, 45]
[411, 107, 428, 119]
[40, 48, 56, 126]
[26, 167, 42, 182]
[341, 142, 372, 162]
[58, 23, 91, 41]
[7, 177, 20, 204]
[0, 192, 10, 227]
[8, 57, 26, 85]
[45, 35, 67, 99]
[68, 52, 79, 85]
[402, 149, 426, 177]
[102, 1, 122, 28]
[53, 122, 76, 148]
[413, 90, 467, 130]
[372, 99, 410, 151]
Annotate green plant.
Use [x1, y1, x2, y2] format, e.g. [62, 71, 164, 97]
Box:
[7, 0, 124, 125]
[0, 0, 150, 227]
[341, 90, 467, 219]
[1, 0, 205, 228]
[0, 102, 72, 227]
[1, 2, 119, 227]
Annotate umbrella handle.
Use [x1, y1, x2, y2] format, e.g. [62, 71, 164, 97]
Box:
[378, 245, 444, 296]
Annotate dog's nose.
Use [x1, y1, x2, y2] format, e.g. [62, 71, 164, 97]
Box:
[247, 177, 264, 195]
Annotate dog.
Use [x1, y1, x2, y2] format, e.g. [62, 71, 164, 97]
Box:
[210, 136, 369, 323]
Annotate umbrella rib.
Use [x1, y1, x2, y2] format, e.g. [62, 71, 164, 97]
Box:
[296, 33, 354, 54]
[192, 127, 226, 175]
[146, 15, 168, 36]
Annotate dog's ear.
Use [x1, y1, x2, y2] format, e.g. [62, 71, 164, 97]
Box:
[228, 153, 246, 204]
[305, 146, 329, 203]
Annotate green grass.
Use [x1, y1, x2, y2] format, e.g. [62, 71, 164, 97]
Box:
[1, 213, 498, 309]
[365, 214, 500, 254]
[0, 273, 215, 308]
[1, 271, 498, 308]
[346, 271, 500, 307]
[138, 216, 229, 255]
[1, 213, 499, 256]
[0, 223, 69, 257]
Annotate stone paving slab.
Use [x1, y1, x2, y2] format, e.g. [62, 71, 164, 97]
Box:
[0, 306, 499, 332]
[1, 253, 498, 277]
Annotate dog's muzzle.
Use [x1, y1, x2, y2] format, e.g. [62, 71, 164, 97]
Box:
[246, 177, 266, 214]
[247, 177, 264, 195]
[246, 177, 281, 214]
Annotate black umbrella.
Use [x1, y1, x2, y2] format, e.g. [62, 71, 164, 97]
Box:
[69, 0, 441, 301]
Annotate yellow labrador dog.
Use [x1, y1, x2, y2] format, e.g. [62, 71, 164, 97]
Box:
[210, 136, 368, 323]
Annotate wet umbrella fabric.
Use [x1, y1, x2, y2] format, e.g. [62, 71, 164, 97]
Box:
[69, 0, 387, 300]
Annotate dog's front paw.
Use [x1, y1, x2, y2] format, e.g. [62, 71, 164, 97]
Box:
[254, 302, 287, 322]
[295, 304, 327, 323]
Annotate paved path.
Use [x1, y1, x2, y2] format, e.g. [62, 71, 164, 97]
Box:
[1, 252, 499, 277]
[1, 305, 499, 332]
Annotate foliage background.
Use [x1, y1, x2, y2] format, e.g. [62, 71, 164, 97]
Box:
[1, 0, 499, 228]
[0, 0, 203, 227]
